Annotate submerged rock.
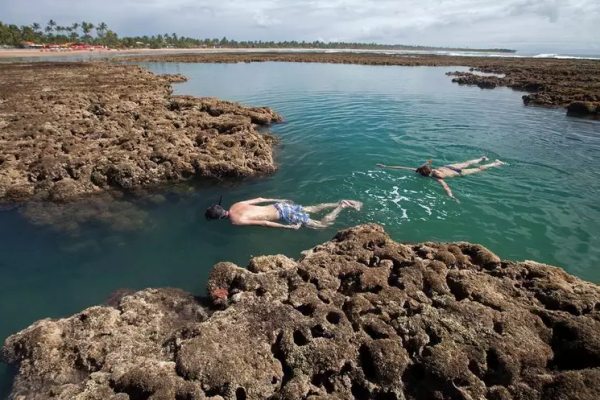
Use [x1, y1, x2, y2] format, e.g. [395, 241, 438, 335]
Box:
[3, 224, 600, 399]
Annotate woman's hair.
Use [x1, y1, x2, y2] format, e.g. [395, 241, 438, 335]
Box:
[416, 164, 433, 176]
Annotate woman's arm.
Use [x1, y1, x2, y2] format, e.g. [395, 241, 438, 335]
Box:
[376, 164, 415, 171]
[436, 179, 458, 200]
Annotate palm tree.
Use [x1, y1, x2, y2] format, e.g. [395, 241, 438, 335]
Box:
[45, 19, 56, 34]
[96, 22, 108, 36]
[81, 21, 94, 42]
[70, 23, 80, 42]
[55, 25, 65, 38]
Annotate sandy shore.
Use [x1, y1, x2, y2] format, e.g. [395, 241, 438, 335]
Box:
[0, 47, 467, 59]
[0, 47, 516, 59]
[0, 47, 273, 60]
[0, 47, 211, 59]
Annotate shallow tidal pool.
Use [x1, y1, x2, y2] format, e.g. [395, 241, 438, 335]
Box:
[1, 62, 599, 395]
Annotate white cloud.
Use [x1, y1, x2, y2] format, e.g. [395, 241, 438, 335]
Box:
[1, 0, 598, 52]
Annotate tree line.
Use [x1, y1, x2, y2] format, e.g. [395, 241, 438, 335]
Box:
[0, 20, 515, 52]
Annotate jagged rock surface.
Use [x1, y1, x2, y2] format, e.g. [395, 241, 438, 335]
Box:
[3, 224, 600, 399]
[0, 62, 282, 204]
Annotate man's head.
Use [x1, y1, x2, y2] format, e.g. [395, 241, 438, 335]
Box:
[416, 164, 433, 176]
[205, 204, 228, 220]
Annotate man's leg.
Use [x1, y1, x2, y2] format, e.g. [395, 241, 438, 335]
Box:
[304, 200, 362, 213]
[303, 202, 340, 213]
[448, 156, 488, 170]
[303, 200, 363, 228]
[305, 219, 328, 229]
[318, 200, 362, 224]
[302, 205, 345, 229]
[319, 204, 345, 225]
[460, 160, 505, 175]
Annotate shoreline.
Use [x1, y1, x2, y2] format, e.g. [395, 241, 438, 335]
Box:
[1, 47, 599, 60]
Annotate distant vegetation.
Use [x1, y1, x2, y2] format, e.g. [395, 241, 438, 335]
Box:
[0, 20, 516, 52]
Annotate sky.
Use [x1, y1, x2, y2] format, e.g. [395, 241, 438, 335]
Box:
[1, 0, 599, 53]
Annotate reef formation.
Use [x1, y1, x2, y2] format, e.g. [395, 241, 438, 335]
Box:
[0, 62, 282, 204]
[3, 224, 600, 399]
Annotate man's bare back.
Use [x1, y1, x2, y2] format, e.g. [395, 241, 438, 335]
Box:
[228, 201, 280, 225]
[205, 197, 362, 229]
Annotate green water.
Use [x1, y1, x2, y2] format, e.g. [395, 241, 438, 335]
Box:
[1, 62, 599, 396]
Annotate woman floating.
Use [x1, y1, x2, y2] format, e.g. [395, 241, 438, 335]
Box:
[377, 156, 505, 200]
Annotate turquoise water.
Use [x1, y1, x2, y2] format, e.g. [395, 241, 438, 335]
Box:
[1, 62, 599, 396]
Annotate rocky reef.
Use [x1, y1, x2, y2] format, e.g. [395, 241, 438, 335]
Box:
[3, 224, 600, 399]
[0, 62, 282, 204]
[123, 52, 600, 118]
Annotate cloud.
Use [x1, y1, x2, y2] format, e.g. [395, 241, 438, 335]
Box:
[506, 0, 560, 22]
[1, 0, 598, 52]
[253, 10, 281, 28]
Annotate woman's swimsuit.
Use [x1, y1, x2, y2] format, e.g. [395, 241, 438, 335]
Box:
[443, 165, 463, 175]
[274, 202, 310, 225]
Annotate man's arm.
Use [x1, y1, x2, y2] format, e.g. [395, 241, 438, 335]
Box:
[241, 197, 290, 205]
[376, 164, 415, 171]
[436, 179, 457, 200]
[236, 219, 301, 229]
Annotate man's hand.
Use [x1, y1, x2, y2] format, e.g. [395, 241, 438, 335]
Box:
[376, 163, 386, 168]
[288, 223, 302, 230]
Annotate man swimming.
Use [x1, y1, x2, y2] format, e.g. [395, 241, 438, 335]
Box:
[205, 197, 363, 229]
[377, 156, 505, 199]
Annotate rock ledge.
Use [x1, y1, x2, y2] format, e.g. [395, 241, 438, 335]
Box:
[0, 62, 282, 204]
[3, 224, 600, 399]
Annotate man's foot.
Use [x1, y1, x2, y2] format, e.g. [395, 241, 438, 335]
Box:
[340, 200, 363, 210]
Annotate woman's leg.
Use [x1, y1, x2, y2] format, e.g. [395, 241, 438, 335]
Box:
[448, 156, 489, 170]
[460, 160, 505, 175]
